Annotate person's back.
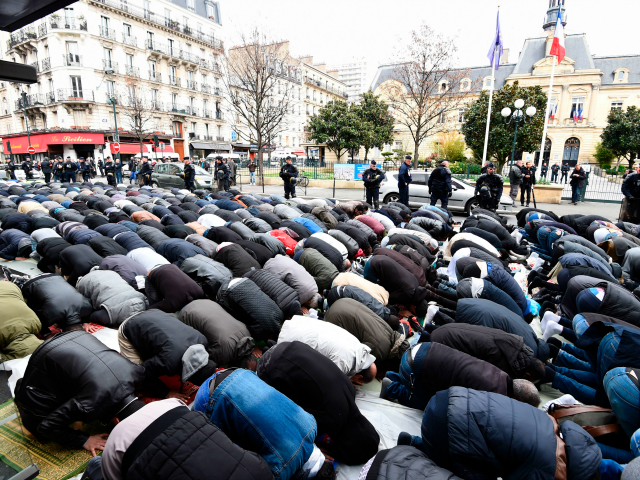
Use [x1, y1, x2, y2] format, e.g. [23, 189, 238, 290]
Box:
[257, 341, 379, 465]
[0, 282, 42, 360]
[15, 330, 144, 448]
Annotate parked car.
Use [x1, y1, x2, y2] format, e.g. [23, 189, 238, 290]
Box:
[152, 162, 214, 189]
[378, 172, 513, 214]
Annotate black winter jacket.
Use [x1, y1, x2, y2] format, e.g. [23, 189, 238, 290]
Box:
[244, 269, 302, 318]
[58, 244, 103, 286]
[36, 237, 71, 272]
[258, 341, 379, 464]
[213, 243, 261, 277]
[157, 238, 206, 266]
[126, 408, 273, 480]
[15, 331, 144, 448]
[365, 446, 460, 480]
[180, 254, 232, 298]
[88, 235, 129, 257]
[145, 264, 205, 313]
[100, 254, 148, 287]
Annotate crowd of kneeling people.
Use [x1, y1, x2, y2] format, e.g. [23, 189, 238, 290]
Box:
[0, 177, 639, 479]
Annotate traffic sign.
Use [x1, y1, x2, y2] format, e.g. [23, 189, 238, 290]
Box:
[27, 146, 35, 155]
[113, 142, 120, 153]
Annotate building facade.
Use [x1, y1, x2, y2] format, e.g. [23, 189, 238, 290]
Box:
[371, 0, 640, 167]
[0, 0, 227, 163]
[327, 58, 367, 103]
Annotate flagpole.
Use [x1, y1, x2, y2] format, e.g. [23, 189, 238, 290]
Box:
[538, 52, 556, 168]
[481, 6, 499, 166]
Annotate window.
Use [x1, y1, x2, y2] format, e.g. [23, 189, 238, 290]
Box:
[461, 79, 470, 91]
[611, 101, 624, 112]
[187, 0, 195, 11]
[440, 82, 448, 93]
[70, 76, 82, 96]
[128, 84, 136, 101]
[201, 73, 206, 85]
[205, 123, 209, 137]
[483, 77, 492, 89]
[149, 60, 156, 78]
[306, 105, 309, 114]
[151, 89, 158, 102]
[183, 17, 189, 31]
[106, 80, 115, 96]
[147, 31, 154, 48]
[217, 125, 221, 136]
[172, 93, 178, 108]
[618, 71, 625, 81]
[101, 16, 109, 29]
[48, 79, 54, 92]
[437, 110, 446, 124]
[313, 90, 316, 101]
[64, 7, 75, 26]
[411, 173, 426, 185]
[570, 96, 585, 121]
[143, 0, 150, 16]
[167, 164, 180, 175]
[189, 97, 195, 110]
[458, 108, 466, 123]
[103, 48, 112, 68]
[170, 66, 177, 80]
[2, 98, 7, 115]
[66, 41, 79, 64]
[123, 23, 132, 37]
[6, 124, 11, 134]
[168, 39, 175, 56]
[188, 70, 193, 82]
[191, 122, 196, 132]
[164, 8, 171, 26]
[563, 137, 580, 163]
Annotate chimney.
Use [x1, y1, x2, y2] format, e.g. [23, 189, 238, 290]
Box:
[501, 48, 509, 64]
[327, 69, 339, 79]
[299, 55, 313, 64]
[315, 63, 326, 73]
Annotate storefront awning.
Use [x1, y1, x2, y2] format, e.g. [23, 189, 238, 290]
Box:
[153, 145, 174, 154]
[110, 143, 150, 154]
[3, 132, 104, 154]
[191, 142, 232, 151]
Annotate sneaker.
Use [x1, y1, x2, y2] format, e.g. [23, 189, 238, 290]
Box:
[380, 377, 392, 400]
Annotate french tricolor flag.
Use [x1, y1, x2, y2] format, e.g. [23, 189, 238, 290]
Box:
[549, 6, 565, 64]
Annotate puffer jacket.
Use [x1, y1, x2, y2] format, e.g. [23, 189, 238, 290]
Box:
[456, 299, 549, 362]
[145, 264, 205, 313]
[217, 277, 282, 341]
[213, 243, 261, 277]
[273, 203, 301, 220]
[87, 236, 128, 257]
[114, 231, 153, 252]
[368, 255, 428, 307]
[326, 285, 391, 320]
[206, 226, 243, 244]
[267, 229, 298, 255]
[251, 233, 287, 257]
[298, 237, 344, 272]
[100, 254, 148, 287]
[55, 221, 87, 238]
[264, 255, 318, 304]
[279, 220, 311, 239]
[334, 223, 371, 251]
[346, 219, 377, 247]
[237, 240, 275, 266]
[324, 298, 408, 362]
[36, 237, 72, 272]
[179, 299, 254, 367]
[135, 224, 170, 249]
[243, 217, 272, 234]
[126, 407, 273, 480]
[373, 247, 426, 286]
[327, 229, 360, 259]
[76, 270, 148, 326]
[180, 254, 233, 298]
[301, 213, 329, 233]
[297, 248, 339, 292]
[59, 244, 104, 286]
[292, 216, 324, 234]
[425, 387, 601, 480]
[310, 207, 337, 230]
[66, 228, 101, 245]
[0, 228, 31, 259]
[386, 234, 434, 262]
[95, 223, 131, 238]
[333, 272, 389, 305]
[310, 232, 348, 260]
[157, 238, 206, 267]
[227, 221, 256, 240]
[2, 213, 32, 233]
[123, 309, 209, 380]
[0, 283, 42, 361]
[185, 234, 218, 257]
[365, 446, 461, 480]
[15, 331, 144, 449]
[456, 277, 523, 319]
[244, 269, 302, 318]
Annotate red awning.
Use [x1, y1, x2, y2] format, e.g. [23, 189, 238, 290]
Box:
[3, 132, 104, 154]
[154, 144, 174, 153]
[111, 143, 150, 154]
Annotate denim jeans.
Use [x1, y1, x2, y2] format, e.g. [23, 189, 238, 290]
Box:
[571, 185, 581, 202]
[604, 367, 640, 438]
[385, 343, 431, 410]
[250, 171, 256, 184]
[115, 171, 123, 184]
[80, 456, 103, 480]
[193, 369, 316, 480]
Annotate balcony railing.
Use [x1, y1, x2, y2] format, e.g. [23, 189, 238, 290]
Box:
[169, 76, 181, 87]
[57, 89, 95, 102]
[149, 70, 162, 82]
[50, 17, 88, 31]
[170, 103, 189, 114]
[187, 80, 198, 90]
[122, 34, 137, 47]
[213, 87, 221, 96]
[30, 61, 39, 73]
[201, 84, 211, 94]
[215, 111, 224, 120]
[216, 136, 225, 141]
[211, 63, 222, 74]
[179, 50, 199, 64]
[63, 54, 82, 67]
[41, 58, 51, 72]
[99, 26, 115, 40]
[92, 0, 223, 50]
[7, 27, 37, 49]
[125, 65, 140, 77]
[102, 60, 118, 73]
[203, 109, 212, 118]
[151, 100, 163, 111]
[190, 106, 199, 116]
[15, 94, 50, 110]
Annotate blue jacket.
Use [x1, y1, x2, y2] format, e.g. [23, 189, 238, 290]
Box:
[457, 298, 549, 361]
[559, 252, 614, 278]
[484, 264, 530, 316]
[398, 163, 412, 186]
[157, 239, 206, 267]
[152, 206, 173, 219]
[95, 223, 131, 238]
[424, 387, 601, 480]
[215, 199, 243, 211]
[0, 229, 30, 259]
[292, 216, 323, 235]
[114, 231, 153, 252]
[194, 369, 317, 480]
[66, 228, 102, 245]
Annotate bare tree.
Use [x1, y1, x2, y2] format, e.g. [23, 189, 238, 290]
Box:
[223, 28, 299, 182]
[120, 75, 155, 160]
[382, 25, 476, 167]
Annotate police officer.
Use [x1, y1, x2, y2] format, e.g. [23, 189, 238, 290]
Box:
[183, 156, 196, 191]
[78, 157, 91, 183]
[561, 162, 570, 184]
[362, 160, 385, 208]
[22, 156, 33, 179]
[474, 162, 504, 211]
[5, 158, 17, 180]
[540, 162, 548, 180]
[104, 157, 116, 187]
[41, 157, 53, 183]
[550, 162, 560, 183]
[214, 156, 229, 192]
[622, 165, 640, 199]
[428, 159, 452, 210]
[279, 156, 298, 199]
[139, 156, 153, 186]
[63, 156, 78, 183]
[398, 155, 413, 206]
[53, 157, 65, 182]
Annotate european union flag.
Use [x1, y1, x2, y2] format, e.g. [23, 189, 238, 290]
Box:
[487, 11, 504, 70]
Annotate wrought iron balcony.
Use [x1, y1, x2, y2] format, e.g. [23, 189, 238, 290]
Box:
[169, 76, 181, 87]
[202, 109, 212, 118]
[151, 100, 163, 111]
[105, 93, 122, 104]
[7, 27, 37, 49]
[187, 80, 198, 90]
[63, 54, 82, 67]
[216, 136, 225, 141]
[15, 94, 50, 109]
[102, 59, 118, 73]
[213, 87, 221, 96]
[201, 84, 211, 94]
[179, 50, 199, 64]
[57, 89, 95, 102]
[122, 34, 137, 47]
[50, 17, 87, 31]
[30, 61, 39, 73]
[99, 26, 115, 40]
[211, 63, 222, 74]
[125, 65, 140, 77]
[41, 57, 51, 72]
[215, 111, 224, 120]
[149, 70, 162, 82]
[146, 39, 167, 55]
[170, 103, 189, 114]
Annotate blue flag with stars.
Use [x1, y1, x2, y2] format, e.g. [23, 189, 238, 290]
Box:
[487, 11, 504, 70]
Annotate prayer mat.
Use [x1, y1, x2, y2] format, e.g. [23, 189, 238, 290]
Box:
[0, 398, 104, 480]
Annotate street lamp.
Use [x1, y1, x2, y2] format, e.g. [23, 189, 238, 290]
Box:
[501, 98, 537, 169]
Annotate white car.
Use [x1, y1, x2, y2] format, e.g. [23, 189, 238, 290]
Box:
[378, 171, 513, 214]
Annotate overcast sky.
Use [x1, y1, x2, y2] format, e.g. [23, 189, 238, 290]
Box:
[222, 0, 640, 88]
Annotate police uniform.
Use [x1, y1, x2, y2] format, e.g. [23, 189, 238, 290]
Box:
[474, 172, 504, 211]
[280, 160, 299, 199]
[362, 162, 385, 208]
[428, 162, 452, 209]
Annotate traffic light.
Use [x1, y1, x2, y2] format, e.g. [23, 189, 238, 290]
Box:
[6, 141, 11, 154]
[153, 135, 159, 148]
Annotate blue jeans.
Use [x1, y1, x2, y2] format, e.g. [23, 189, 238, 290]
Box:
[430, 190, 448, 210]
[385, 343, 432, 410]
[604, 367, 640, 438]
[81, 456, 103, 480]
[115, 171, 123, 184]
[193, 369, 316, 480]
[571, 184, 581, 202]
[250, 171, 256, 184]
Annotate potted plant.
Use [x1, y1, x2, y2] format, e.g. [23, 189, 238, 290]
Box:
[50, 13, 60, 28]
